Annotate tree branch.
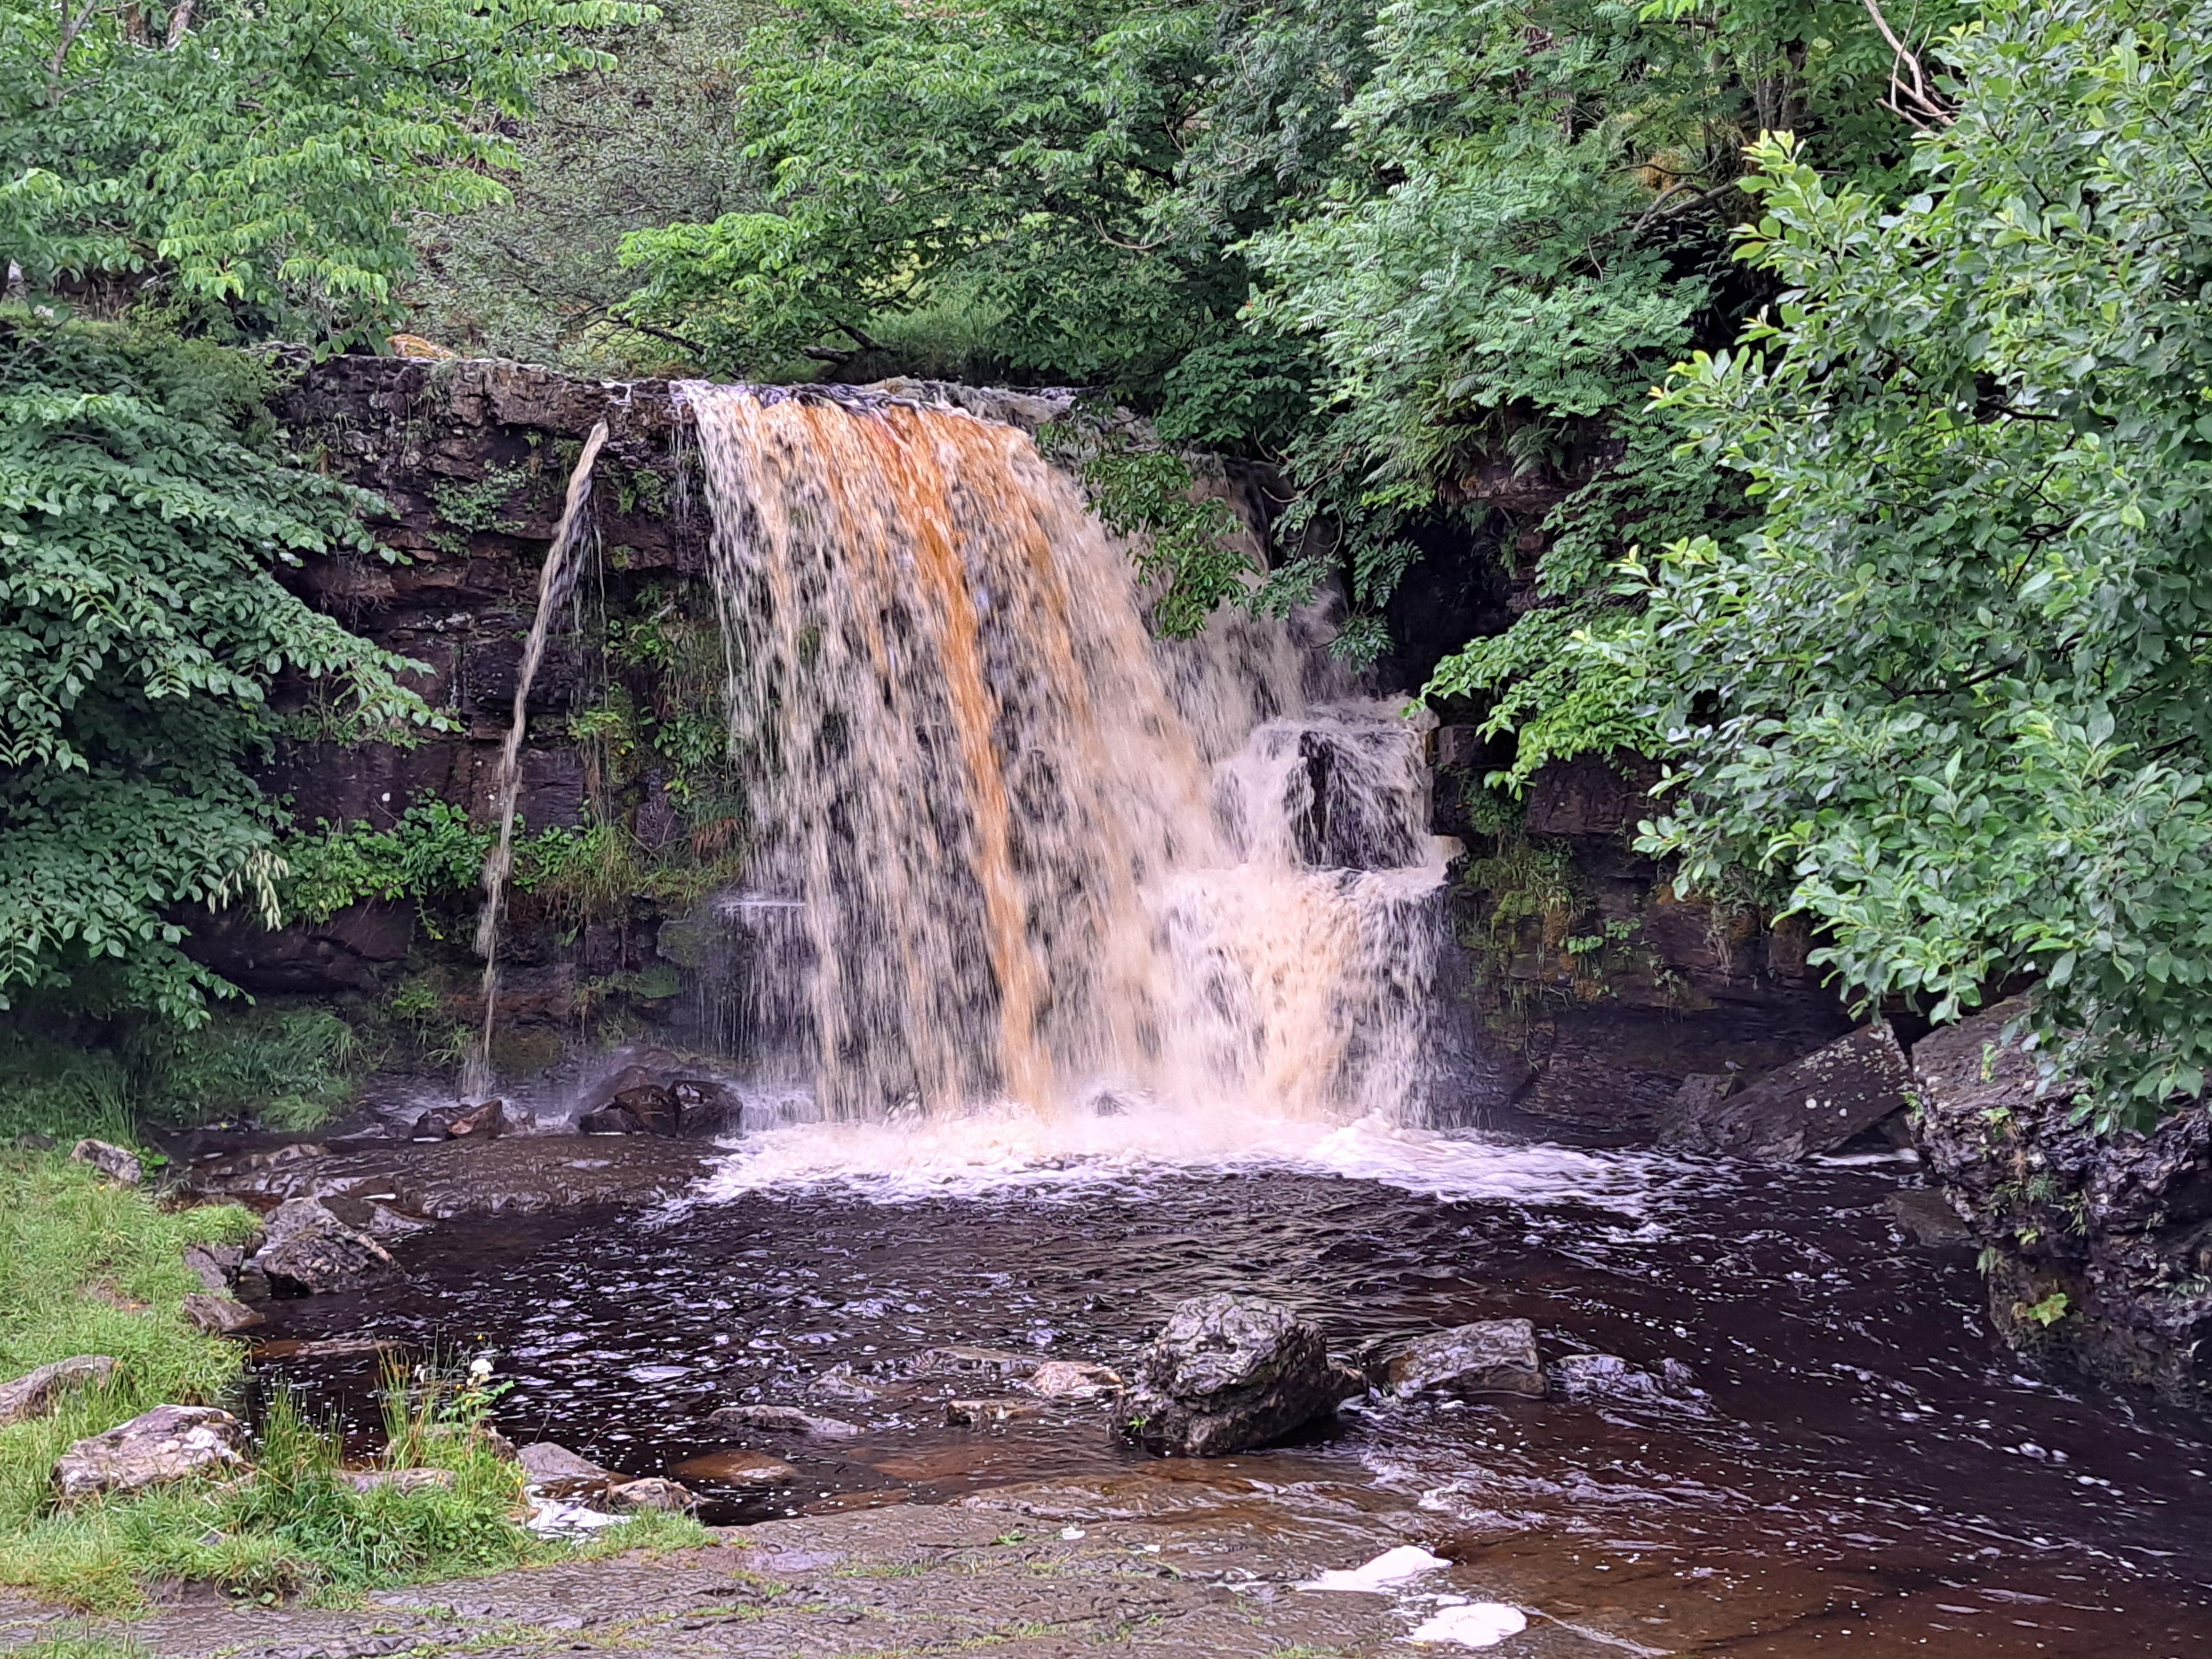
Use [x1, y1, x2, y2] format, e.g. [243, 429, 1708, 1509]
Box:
[165, 0, 196, 49]
[47, 0, 102, 107]
[1861, 0, 1956, 132]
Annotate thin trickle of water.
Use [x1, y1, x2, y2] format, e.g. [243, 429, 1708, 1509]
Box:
[682, 385, 1455, 1128]
[464, 420, 609, 1102]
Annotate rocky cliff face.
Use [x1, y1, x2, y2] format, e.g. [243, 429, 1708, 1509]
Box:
[1912, 1001, 2212, 1404]
[1432, 746, 1856, 1136]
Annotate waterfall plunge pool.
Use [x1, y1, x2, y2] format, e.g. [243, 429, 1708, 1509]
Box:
[247, 1132, 2212, 1656]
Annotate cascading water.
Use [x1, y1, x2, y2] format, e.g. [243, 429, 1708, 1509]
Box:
[681, 385, 1460, 1133]
[463, 420, 609, 1103]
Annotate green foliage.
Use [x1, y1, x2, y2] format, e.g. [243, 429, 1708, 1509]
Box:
[4, 0, 651, 346]
[280, 802, 489, 927]
[407, 0, 768, 372]
[0, 321, 433, 1022]
[1626, 1, 2212, 1127]
[1066, 437, 1254, 639]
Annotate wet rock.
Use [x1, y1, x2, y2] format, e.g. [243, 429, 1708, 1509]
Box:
[1021, 1360, 1122, 1402]
[673, 1079, 736, 1138]
[613, 1084, 679, 1136]
[343, 1467, 456, 1494]
[947, 1397, 1044, 1426]
[1117, 1294, 1363, 1458]
[1662, 1023, 1911, 1161]
[1550, 1353, 1703, 1406]
[183, 1292, 265, 1335]
[252, 1197, 398, 1294]
[707, 1404, 862, 1438]
[0, 1355, 120, 1427]
[54, 1405, 248, 1499]
[669, 1449, 799, 1486]
[181, 1241, 251, 1293]
[810, 1363, 901, 1403]
[517, 1442, 617, 1485]
[449, 1099, 505, 1139]
[411, 1112, 454, 1142]
[1887, 1187, 1974, 1248]
[69, 1139, 142, 1185]
[579, 1105, 644, 1136]
[1385, 1320, 1546, 1399]
[610, 1475, 694, 1511]
[1913, 999, 2212, 1401]
[910, 1346, 1042, 1382]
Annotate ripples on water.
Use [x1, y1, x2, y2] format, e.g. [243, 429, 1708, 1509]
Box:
[257, 1124, 2212, 1655]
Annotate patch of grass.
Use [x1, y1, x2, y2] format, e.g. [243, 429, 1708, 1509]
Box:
[6, 1626, 152, 1659]
[0, 1150, 707, 1612]
[0, 1037, 135, 1147]
[137, 1004, 366, 1131]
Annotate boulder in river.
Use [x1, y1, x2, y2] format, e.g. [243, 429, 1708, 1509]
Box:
[1662, 1023, 1910, 1161]
[68, 1139, 142, 1185]
[54, 1405, 248, 1499]
[673, 1079, 736, 1138]
[448, 1099, 505, 1139]
[1912, 998, 2212, 1401]
[910, 1345, 1042, 1381]
[252, 1197, 397, 1294]
[707, 1403, 861, 1438]
[1117, 1293, 1363, 1457]
[1549, 1352, 1704, 1408]
[947, 1397, 1043, 1426]
[0, 1355, 120, 1427]
[1385, 1320, 1546, 1399]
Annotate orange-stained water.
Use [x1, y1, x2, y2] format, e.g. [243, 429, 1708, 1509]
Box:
[684, 386, 1451, 1122]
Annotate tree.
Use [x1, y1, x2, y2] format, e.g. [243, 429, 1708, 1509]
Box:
[1624, 0, 2212, 1125]
[2, 0, 646, 345]
[0, 0, 645, 1020]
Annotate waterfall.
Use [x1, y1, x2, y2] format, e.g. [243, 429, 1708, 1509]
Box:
[682, 385, 1456, 1127]
[463, 420, 608, 1103]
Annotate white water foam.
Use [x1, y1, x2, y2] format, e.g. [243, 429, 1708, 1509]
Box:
[686, 1107, 1669, 1214]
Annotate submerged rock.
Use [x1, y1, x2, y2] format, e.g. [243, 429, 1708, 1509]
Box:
[252, 1197, 397, 1294]
[54, 1405, 247, 1499]
[0, 1355, 120, 1427]
[609, 1475, 693, 1511]
[668, 1449, 799, 1486]
[707, 1403, 862, 1438]
[1021, 1360, 1122, 1402]
[69, 1139, 142, 1186]
[1117, 1293, 1362, 1458]
[910, 1346, 1042, 1381]
[579, 1105, 645, 1136]
[947, 1397, 1044, 1426]
[1385, 1320, 1546, 1400]
[1662, 1023, 1910, 1161]
[1549, 1353, 1703, 1407]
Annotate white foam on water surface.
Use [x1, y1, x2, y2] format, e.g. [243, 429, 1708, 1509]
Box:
[1405, 1603, 1527, 1647]
[686, 1106, 1670, 1214]
[1298, 1544, 1452, 1592]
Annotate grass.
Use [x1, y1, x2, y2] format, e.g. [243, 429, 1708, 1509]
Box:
[0, 1147, 709, 1613]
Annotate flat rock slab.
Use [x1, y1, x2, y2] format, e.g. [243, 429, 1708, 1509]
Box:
[1662, 1023, 1910, 1161]
[179, 1136, 717, 1221]
[705, 1404, 861, 1438]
